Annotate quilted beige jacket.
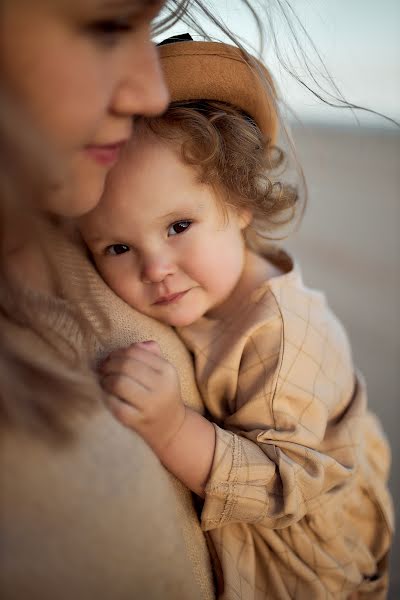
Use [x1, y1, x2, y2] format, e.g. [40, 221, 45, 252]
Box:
[178, 251, 394, 599]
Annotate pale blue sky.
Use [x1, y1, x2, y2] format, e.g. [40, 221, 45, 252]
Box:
[157, 0, 400, 126]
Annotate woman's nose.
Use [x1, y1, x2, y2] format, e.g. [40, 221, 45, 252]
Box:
[111, 33, 169, 118]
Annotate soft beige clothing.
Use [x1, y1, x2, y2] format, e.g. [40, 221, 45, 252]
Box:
[178, 251, 394, 599]
[0, 226, 214, 600]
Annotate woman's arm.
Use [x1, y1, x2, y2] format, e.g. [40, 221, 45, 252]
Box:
[0, 408, 204, 600]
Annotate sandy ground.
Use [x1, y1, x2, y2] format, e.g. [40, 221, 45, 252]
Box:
[286, 123, 400, 598]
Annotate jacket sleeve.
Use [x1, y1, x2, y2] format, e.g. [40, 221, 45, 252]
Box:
[201, 319, 365, 531]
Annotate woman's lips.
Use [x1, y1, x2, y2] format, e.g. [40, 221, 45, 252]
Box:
[154, 291, 188, 305]
[85, 141, 126, 166]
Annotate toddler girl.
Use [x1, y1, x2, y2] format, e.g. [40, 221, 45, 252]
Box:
[80, 39, 393, 599]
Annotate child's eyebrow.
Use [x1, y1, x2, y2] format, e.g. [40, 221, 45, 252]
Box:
[161, 205, 205, 221]
[81, 233, 108, 244]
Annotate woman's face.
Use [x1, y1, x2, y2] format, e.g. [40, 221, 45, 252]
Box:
[1, 0, 169, 217]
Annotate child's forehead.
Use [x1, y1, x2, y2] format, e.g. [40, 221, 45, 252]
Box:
[91, 172, 211, 224]
[113, 134, 185, 183]
[102, 137, 206, 206]
[83, 133, 226, 232]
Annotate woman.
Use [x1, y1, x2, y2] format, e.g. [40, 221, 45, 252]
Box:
[1, 1, 215, 598]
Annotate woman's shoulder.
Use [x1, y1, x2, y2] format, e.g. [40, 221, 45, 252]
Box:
[0, 410, 209, 600]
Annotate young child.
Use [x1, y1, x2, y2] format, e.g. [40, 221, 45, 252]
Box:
[80, 39, 393, 599]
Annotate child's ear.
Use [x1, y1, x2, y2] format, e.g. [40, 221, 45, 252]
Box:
[238, 207, 253, 230]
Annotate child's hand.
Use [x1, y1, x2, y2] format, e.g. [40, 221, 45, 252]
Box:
[100, 341, 186, 456]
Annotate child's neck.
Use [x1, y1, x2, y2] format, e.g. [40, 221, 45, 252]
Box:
[206, 249, 282, 321]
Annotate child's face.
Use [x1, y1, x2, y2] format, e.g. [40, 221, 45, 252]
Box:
[1, 0, 168, 217]
[81, 137, 251, 327]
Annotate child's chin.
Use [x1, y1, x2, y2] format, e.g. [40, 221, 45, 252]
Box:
[162, 313, 200, 328]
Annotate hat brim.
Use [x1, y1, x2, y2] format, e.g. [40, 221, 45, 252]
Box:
[159, 41, 278, 144]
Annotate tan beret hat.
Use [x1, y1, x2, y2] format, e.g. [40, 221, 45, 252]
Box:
[158, 40, 279, 144]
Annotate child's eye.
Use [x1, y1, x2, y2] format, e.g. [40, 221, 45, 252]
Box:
[105, 244, 130, 256]
[168, 220, 192, 236]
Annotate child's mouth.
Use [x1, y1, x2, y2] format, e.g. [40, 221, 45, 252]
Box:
[154, 290, 189, 305]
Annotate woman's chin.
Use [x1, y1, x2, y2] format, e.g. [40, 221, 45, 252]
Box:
[42, 164, 107, 219]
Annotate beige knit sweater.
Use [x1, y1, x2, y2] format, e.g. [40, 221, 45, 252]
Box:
[0, 226, 214, 600]
[178, 251, 394, 600]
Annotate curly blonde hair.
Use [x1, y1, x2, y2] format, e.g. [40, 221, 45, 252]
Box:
[136, 100, 300, 244]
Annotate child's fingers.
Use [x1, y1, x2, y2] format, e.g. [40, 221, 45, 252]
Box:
[135, 340, 162, 356]
[100, 345, 179, 397]
[101, 372, 149, 408]
[101, 353, 160, 380]
[101, 354, 173, 394]
[105, 393, 141, 429]
[103, 343, 165, 373]
[101, 354, 174, 402]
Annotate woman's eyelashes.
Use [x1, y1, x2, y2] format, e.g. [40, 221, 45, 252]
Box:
[105, 243, 131, 256]
[85, 0, 164, 47]
[86, 18, 135, 46]
[168, 220, 192, 236]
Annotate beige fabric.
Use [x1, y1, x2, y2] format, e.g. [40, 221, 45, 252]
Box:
[0, 227, 214, 600]
[178, 251, 394, 599]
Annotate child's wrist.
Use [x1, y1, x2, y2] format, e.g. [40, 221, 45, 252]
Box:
[150, 403, 187, 459]
[156, 408, 216, 496]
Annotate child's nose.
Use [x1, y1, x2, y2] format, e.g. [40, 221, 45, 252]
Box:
[140, 255, 176, 284]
